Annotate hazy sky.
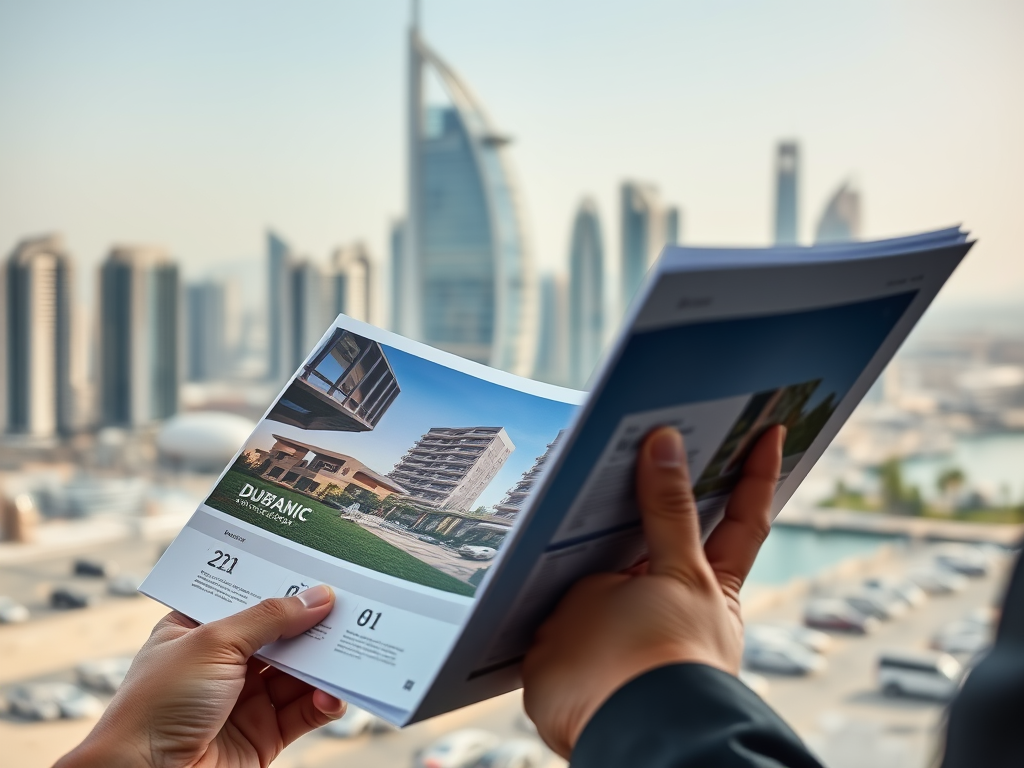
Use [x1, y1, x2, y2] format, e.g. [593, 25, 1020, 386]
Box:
[1, 0, 1021, 319]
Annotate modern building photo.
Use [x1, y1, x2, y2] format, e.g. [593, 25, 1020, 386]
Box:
[267, 327, 401, 432]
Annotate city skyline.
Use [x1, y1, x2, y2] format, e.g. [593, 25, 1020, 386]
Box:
[1, 1, 1019, 316]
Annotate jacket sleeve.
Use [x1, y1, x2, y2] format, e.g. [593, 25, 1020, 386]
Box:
[571, 663, 824, 768]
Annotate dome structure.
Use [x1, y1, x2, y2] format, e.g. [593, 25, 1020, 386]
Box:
[156, 411, 256, 471]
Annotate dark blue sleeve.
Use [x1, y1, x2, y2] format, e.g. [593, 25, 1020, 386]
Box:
[571, 664, 824, 768]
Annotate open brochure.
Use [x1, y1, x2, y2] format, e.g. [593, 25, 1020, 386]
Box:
[141, 227, 974, 725]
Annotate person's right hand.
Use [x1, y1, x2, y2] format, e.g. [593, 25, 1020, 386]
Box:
[522, 424, 785, 759]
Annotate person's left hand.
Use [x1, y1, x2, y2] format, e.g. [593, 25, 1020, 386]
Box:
[55, 585, 346, 768]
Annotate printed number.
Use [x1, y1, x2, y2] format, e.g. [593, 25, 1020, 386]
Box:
[206, 550, 239, 574]
[357, 609, 382, 630]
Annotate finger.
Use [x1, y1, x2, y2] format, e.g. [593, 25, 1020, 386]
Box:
[265, 669, 317, 709]
[634, 427, 707, 582]
[276, 689, 346, 745]
[704, 425, 784, 592]
[197, 584, 335, 661]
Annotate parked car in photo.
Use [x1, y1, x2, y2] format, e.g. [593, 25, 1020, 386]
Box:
[458, 545, 497, 561]
[743, 639, 826, 676]
[73, 559, 118, 578]
[474, 738, 546, 768]
[417, 535, 439, 544]
[862, 577, 927, 608]
[77, 656, 134, 693]
[324, 704, 396, 738]
[0, 595, 30, 623]
[934, 545, 991, 577]
[51, 587, 94, 610]
[7, 683, 103, 720]
[878, 650, 963, 700]
[108, 573, 143, 597]
[746, 623, 832, 654]
[908, 567, 968, 595]
[416, 729, 501, 768]
[804, 598, 879, 634]
[843, 591, 907, 621]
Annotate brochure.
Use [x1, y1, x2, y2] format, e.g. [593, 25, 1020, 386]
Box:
[141, 226, 973, 725]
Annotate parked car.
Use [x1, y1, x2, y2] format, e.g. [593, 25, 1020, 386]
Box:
[474, 738, 546, 768]
[738, 669, 770, 698]
[931, 621, 991, 656]
[73, 559, 118, 578]
[862, 577, 927, 608]
[878, 651, 963, 700]
[51, 587, 94, 610]
[908, 567, 968, 595]
[6, 683, 103, 720]
[843, 591, 907, 621]
[742, 639, 826, 676]
[324, 704, 396, 738]
[804, 598, 879, 634]
[417, 535, 439, 544]
[417, 729, 500, 768]
[458, 546, 497, 561]
[0, 595, 30, 623]
[77, 656, 134, 692]
[108, 573, 143, 597]
[746, 623, 832, 654]
[934, 545, 990, 577]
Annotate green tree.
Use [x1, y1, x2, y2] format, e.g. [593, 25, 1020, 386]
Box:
[879, 458, 923, 516]
[937, 467, 966, 496]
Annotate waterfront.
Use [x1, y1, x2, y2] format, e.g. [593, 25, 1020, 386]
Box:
[748, 526, 897, 586]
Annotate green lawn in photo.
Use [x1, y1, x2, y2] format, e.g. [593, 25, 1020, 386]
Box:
[206, 469, 476, 597]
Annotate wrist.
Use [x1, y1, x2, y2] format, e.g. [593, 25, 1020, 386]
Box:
[55, 725, 152, 768]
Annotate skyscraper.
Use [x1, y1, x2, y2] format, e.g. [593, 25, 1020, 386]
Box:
[620, 181, 667, 312]
[399, 15, 536, 374]
[4, 234, 74, 437]
[330, 242, 373, 323]
[185, 280, 226, 382]
[290, 258, 328, 372]
[773, 141, 800, 245]
[815, 181, 862, 244]
[568, 199, 605, 388]
[267, 230, 293, 383]
[532, 273, 569, 386]
[665, 206, 682, 245]
[389, 220, 406, 332]
[493, 431, 562, 519]
[99, 245, 181, 427]
[389, 426, 515, 512]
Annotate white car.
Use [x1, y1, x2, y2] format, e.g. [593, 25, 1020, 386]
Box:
[878, 651, 962, 700]
[475, 738, 547, 768]
[417, 728, 500, 768]
[7, 683, 104, 720]
[908, 567, 968, 595]
[324, 704, 396, 738]
[0, 595, 30, 623]
[746, 624, 832, 654]
[862, 577, 927, 608]
[743, 639, 826, 676]
[458, 546, 497, 561]
[108, 574, 143, 597]
[77, 656, 135, 692]
[934, 545, 991, 577]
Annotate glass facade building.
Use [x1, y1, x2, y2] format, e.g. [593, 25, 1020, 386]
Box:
[620, 181, 667, 313]
[774, 141, 800, 245]
[532, 273, 569, 386]
[397, 24, 536, 375]
[267, 230, 293, 382]
[568, 199, 605, 389]
[815, 181, 862, 244]
[185, 280, 226, 382]
[268, 328, 400, 432]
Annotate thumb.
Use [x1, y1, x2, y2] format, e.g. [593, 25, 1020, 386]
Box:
[198, 584, 335, 661]
[635, 428, 708, 582]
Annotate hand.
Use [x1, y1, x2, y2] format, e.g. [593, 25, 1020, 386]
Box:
[522, 424, 785, 759]
[56, 585, 346, 768]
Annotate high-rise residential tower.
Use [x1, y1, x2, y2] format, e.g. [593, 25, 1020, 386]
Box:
[398, 14, 536, 374]
[330, 242, 373, 324]
[493, 431, 562, 519]
[620, 181, 667, 312]
[185, 280, 226, 382]
[568, 199, 604, 388]
[267, 230, 293, 382]
[99, 245, 181, 427]
[815, 181, 862, 244]
[4, 234, 74, 437]
[773, 141, 800, 245]
[389, 426, 514, 512]
[532, 273, 569, 386]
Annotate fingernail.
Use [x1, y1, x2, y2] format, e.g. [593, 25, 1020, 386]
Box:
[650, 428, 684, 467]
[297, 584, 332, 608]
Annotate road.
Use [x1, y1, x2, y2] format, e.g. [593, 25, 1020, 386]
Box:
[351, 517, 490, 585]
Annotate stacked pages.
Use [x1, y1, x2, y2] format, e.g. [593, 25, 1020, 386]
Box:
[142, 227, 973, 725]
